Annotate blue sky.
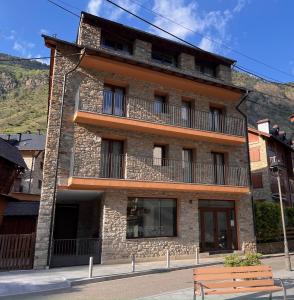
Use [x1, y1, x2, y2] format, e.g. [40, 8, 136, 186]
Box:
[0, 0, 293, 83]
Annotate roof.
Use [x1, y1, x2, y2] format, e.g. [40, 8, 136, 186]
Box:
[80, 12, 236, 66]
[43, 35, 247, 94]
[248, 127, 294, 151]
[0, 133, 45, 151]
[0, 138, 27, 169]
[4, 201, 39, 216]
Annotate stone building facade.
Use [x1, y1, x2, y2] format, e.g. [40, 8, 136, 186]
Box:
[34, 12, 256, 268]
[249, 120, 294, 205]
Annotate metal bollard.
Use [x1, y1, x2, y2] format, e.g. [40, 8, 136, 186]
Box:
[131, 254, 136, 272]
[166, 250, 170, 269]
[195, 247, 200, 265]
[88, 256, 93, 278]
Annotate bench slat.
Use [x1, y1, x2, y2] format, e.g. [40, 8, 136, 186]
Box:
[204, 285, 282, 295]
[195, 279, 274, 289]
[195, 271, 273, 281]
[194, 265, 271, 275]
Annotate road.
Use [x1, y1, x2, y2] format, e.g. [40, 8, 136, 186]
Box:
[4, 256, 294, 300]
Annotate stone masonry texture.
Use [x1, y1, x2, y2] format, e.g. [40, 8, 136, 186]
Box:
[34, 19, 255, 267]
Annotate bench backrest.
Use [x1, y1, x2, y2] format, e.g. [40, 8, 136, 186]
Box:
[193, 265, 274, 292]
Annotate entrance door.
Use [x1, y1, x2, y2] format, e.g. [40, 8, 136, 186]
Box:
[199, 203, 237, 252]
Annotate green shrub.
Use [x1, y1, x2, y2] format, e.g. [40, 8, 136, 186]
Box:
[224, 253, 262, 267]
[254, 201, 281, 242]
[285, 207, 294, 227]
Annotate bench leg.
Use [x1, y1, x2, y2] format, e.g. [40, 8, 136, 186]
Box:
[269, 292, 272, 300]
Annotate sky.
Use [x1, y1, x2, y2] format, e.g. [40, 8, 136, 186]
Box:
[0, 0, 294, 83]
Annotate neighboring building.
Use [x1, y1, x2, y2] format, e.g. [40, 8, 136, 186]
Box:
[35, 12, 255, 268]
[249, 119, 294, 205]
[0, 132, 45, 201]
[0, 138, 27, 227]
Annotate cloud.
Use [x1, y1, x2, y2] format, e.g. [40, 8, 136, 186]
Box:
[150, 0, 248, 53]
[13, 40, 35, 57]
[87, 0, 102, 15]
[40, 29, 50, 35]
[34, 54, 50, 65]
[86, 0, 139, 21]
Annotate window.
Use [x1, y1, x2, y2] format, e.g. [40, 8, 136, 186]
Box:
[181, 100, 192, 127]
[154, 95, 167, 114]
[252, 173, 263, 189]
[38, 180, 42, 189]
[127, 198, 177, 238]
[40, 162, 44, 170]
[249, 147, 261, 162]
[101, 139, 124, 178]
[152, 49, 177, 66]
[153, 145, 167, 166]
[103, 85, 125, 116]
[182, 149, 193, 183]
[101, 35, 132, 54]
[196, 61, 217, 77]
[211, 152, 225, 185]
[209, 106, 224, 132]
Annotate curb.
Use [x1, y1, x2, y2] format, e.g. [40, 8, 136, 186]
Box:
[70, 261, 222, 286]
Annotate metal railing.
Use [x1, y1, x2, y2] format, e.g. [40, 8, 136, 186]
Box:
[73, 153, 248, 187]
[78, 91, 245, 137]
[53, 238, 100, 256]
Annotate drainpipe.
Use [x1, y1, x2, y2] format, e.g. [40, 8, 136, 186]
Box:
[235, 90, 257, 243]
[46, 48, 86, 267]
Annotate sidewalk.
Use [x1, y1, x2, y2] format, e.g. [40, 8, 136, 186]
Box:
[0, 256, 223, 298]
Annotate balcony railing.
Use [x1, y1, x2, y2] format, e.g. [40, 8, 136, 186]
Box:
[78, 91, 245, 137]
[72, 153, 249, 187]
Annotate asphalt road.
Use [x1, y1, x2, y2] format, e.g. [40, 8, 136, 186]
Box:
[3, 256, 294, 300]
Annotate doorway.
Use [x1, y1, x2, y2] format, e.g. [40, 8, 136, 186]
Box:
[199, 200, 237, 252]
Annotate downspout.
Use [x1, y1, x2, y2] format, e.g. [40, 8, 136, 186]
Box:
[235, 90, 257, 242]
[46, 48, 86, 267]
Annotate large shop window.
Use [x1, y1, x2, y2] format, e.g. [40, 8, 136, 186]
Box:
[127, 198, 177, 238]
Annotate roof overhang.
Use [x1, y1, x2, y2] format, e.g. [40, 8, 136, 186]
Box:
[43, 35, 247, 96]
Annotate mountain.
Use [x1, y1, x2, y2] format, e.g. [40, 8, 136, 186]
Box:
[233, 72, 294, 136]
[0, 52, 293, 137]
[0, 53, 49, 134]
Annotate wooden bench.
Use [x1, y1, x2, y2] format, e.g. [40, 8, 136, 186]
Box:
[193, 265, 286, 299]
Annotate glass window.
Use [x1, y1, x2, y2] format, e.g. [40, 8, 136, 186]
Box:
[181, 100, 192, 127]
[127, 198, 177, 238]
[103, 85, 125, 116]
[209, 106, 224, 132]
[154, 95, 167, 114]
[152, 50, 177, 66]
[153, 145, 166, 166]
[100, 139, 124, 178]
[101, 36, 132, 54]
[196, 62, 217, 78]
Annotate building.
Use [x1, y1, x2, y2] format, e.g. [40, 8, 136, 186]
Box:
[0, 138, 27, 227]
[249, 119, 294, 205]
[34, 12, 255, 268]
[0, 132, 45, 201]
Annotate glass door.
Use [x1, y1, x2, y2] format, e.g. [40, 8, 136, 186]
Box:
[101, 139, 124, 178]
[103, 85, 125, 116]
[200, 207, 237, 252]
[211, 152, 225, 185]
[182, 149, 193, 183]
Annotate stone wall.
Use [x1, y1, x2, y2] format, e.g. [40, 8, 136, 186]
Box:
[34, 46, 81, 268]
[257, 240, 294, 254]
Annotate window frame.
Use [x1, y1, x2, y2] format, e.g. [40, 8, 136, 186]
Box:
[126, 197, 177, 239]
[102, 84, 126, 117]
[101, 35, 133, 55]
[153, 144, 168, 166]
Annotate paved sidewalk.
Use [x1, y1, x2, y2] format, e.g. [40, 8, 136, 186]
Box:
[0, 257, 223, 297]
